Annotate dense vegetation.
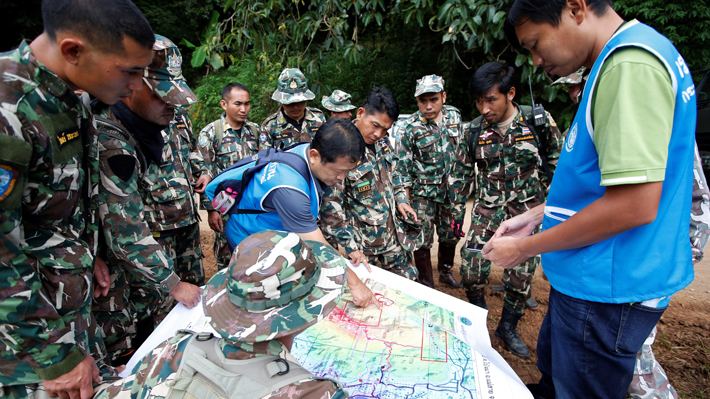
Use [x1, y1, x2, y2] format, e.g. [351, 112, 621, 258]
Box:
[2, 0, 708, 131]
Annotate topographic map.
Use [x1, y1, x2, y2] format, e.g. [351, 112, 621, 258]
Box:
[291, 278, 477, 398]
[124, 265, 531, 399]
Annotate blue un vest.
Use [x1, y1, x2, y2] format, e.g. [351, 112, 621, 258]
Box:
[206, 144, 321, 249]
[542, 21, 696, 303]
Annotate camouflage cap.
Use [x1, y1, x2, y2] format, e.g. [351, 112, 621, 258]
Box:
[271, 68, 316, 104]
[415, 74, 445, 97]
[143, 34, 198, 107]
[203, 230, 348, 343]
[321, 90, 356, 112]
[396, 214, 424, 252]
[551, 67, 588, 86]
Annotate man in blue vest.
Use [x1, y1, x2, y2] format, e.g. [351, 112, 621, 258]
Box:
[483, 0, 697, 397]
[206, 118, 379, 308]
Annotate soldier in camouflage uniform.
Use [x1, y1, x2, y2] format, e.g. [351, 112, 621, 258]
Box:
[260, 68, 326, 150]
[451, 62, 564, 359]
[133, 37, 212, 328]
[198, 83, 260, 270]
[321, 88, 421, 280]
[93, 230, 349, 399]
[398, 75, 463, 288]
[91, 35, 205, 366]
[0, 1, 155, 398]
[322, 90, 356, 119]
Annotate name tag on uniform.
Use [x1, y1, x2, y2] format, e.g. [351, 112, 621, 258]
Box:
[275, 131, 293, 140]
[175, 123, 187, 129]
[416, 130, 432, 140]
[221, 136, 236, 145]
[56, 128, 80, 149]
[447, 124, 460, 137]
[478, 138, 499, 146]
[357, 180, 372, 193]
[515, 134, 535, 142]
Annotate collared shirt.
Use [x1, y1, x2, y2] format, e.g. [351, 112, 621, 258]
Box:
[260, 106, 325, 150]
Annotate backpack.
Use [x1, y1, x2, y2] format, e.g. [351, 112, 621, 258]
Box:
[211, 143, 311, 215]
[166, 332, 347, 399]
[467, 105, 553, 180]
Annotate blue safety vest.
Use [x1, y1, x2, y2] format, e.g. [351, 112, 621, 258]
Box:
[206, 143, 321, 249]
[542, 21, 696, 303]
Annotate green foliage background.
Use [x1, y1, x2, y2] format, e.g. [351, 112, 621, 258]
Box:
[1, 0, 708, 133]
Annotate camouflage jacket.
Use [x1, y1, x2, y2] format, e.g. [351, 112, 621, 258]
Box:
[93, 331, 347, 399]
[94, 106, 180, 294]
[141, 108, 211, 231]
[260, 106, 325, 150]
[197, 113, 260, 210]
[320, 136, 408, 254]
[691, 147, 710, 262]
[451, 104, 564, 219]
[397, 105, 463, 202]
[0, 42, 100, 384]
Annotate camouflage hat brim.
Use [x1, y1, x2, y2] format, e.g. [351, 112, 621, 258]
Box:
[203, 240, 348, 343]
[144, 77, 199, 107]
[396, 214, 424, 252]
[272, 89, 316, 104]
[321, 96, 356, 112]
[414, 85, 444, 97]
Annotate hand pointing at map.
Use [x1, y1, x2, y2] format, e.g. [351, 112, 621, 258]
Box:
[349, 277, 382, 309]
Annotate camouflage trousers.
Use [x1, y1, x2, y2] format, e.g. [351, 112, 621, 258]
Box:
[93, 268, 136, 365]
[213, 214, 231, 270]
[410, 196, 458, 249]
[141, 223, 204, 327]
[460, 201, 540, 314]
[628, 327, 678, 399]
[364, 244, 418, 281]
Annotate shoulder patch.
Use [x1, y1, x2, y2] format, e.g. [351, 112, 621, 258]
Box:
[107, 154, 137, 182]
[259, 132, 268, 143]
[199, 134, 209, 147]
[0, 165, 18, 202]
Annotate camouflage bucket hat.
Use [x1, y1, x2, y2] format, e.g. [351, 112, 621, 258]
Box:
[271, 68, 315, 104]
[415, 74, 445, 97]
[143, 34, 198, 107]
[321, 90, 356, 112]
[551, 67, 588, 86]
[396, 214, 424, 252]
[203, 230, 348, 343]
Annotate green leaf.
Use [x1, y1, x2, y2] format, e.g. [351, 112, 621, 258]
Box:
[438, 2, 454, 22]
[210, 53, 224, 70]
[191, 45, 208, 68]
[515, 53, 528, 67]
[375, 12, 383, 26]
[180, 39, 197, 49]
[472, 15, 482, 25]
[493, 10, 506, 24]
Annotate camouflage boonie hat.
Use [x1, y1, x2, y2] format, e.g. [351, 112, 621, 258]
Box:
[551, 67, 588, 86]
[396, 214, 424, 252]
[271, 68, 316, 104]
[415, 74, 445, 97]
[203, 230, 348, 343]
[321, 90, 356, 112]
[143, 34, 198, 107]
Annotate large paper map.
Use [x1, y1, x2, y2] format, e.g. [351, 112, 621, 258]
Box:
[122, 265, 531, 399]
[291, 278, 477, 398]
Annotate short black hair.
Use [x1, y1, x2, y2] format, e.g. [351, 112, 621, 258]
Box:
[42, 0, 155, 53]
[311, 118, 365, 164]
[222, 83, 250, 100]
[361, 87, 399, 122]
[469, 62, 516, 99]
[507, 0, 613, 28]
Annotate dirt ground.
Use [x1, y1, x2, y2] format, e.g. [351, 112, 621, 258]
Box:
[198, 208, 710, 398]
